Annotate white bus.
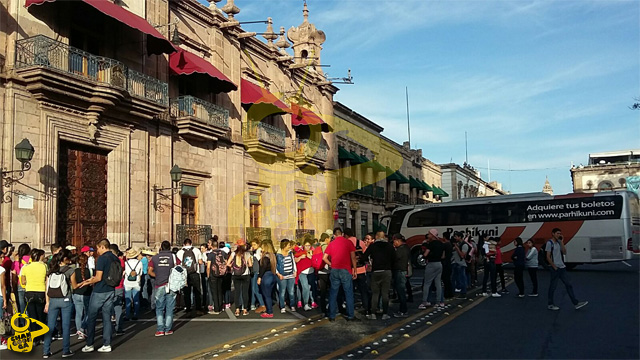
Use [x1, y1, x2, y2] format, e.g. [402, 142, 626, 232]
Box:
[383, 191, 640, 268]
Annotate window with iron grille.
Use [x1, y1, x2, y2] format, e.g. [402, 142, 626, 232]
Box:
[181, 185, 197, 225]
[250, 193, 261, 228]
[297, 199, 306, 230]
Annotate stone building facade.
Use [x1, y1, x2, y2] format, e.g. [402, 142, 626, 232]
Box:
[333, 102, 442, 239]
[570, 149, 640, 193]
[0, 0, 337, 250]
[440, 162, 506, 202]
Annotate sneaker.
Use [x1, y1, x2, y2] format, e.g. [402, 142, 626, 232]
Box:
[366, 313, 377, 320]
[393, 312, 408, 318]
[208, 310, 220, 315]
[517, 294, 525, 298]
[54, 334, 63, 341]
[311, 302, 318, 309]
[225, 304, 231, 309]
[250, 305, 256, 311]
[280, 308, 287, 314]
[81, 346, 94, 353]
[548, 305, 560, 311]
[575, 301, 588, 310]
[155, 331, 165, 337]
[381, 314, 391, 320]
[77, 333, 86, 340]
[115, 331, 125, 336]
[491, 293, 501, 298]
[260, 313, 273, 318]
[501, 289, 510, 294]
[454, 289, 461, 293]
[304, 304, 312, 311]
[0, 344, 8, 351]
[165, 331, 174, 336]
[43, 353, 52, 358]
[481, 293, 489, 297]
[97, 345, 111, 353]
[418, 303, 428, 310]
[297, 301, 302, 308]
[290, 306, 296, 312]
[528, 293, 539, 297]
[62, 351, 75, 358]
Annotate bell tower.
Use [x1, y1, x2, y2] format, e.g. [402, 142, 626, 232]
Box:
[287, 1, 326, 72]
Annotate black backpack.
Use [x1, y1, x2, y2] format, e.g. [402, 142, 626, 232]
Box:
[105, 257, 123, 287]
[539, 240, 553, 269]
[354, 240, 366, 268]
[182, 248, 198, 274]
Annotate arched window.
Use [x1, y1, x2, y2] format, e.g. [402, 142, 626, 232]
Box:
[597, 180, 614, 192]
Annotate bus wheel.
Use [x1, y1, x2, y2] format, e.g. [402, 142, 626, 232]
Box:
[565, 263, 578, 270]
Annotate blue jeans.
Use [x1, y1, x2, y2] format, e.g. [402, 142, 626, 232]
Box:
[259, 271, 276, 314]
[113, 288, 125, 332]
[44, 297, 73, 355]
[72, 293, 90, 332]
[252, 272, 265, 307]
[548, 268, 579, 306]
[155, 285, 176, 333]
[393, 270, 408, 313]
[278, 277, 296, 308]
[452, 263, 467, 295]
[299, 273, 312, 306]
[124, 287, 140, 319]
[329, 269, 354, 319]
[86, 291, 115, 347]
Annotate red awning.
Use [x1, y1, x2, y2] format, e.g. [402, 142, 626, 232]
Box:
[170, 49, 237, 93]
[241, 79, 290, 114]
[25, 0, 175, 55]
[290, 103, 332, 132]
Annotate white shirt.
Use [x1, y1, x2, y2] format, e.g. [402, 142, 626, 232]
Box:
[176, 246, 204, 273]
[88, 256, 96, 270]
[123, 259, 143, 290]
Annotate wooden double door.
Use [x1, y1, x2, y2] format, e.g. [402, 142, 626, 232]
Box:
[56, 142, 108, 248]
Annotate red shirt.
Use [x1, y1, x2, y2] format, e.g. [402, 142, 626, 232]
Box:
[2, 256, 12, 288]
[325, 236, 356, 271]
[495, 247, 503, 265]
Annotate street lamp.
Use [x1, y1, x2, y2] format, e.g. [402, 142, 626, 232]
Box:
[153, 165, 182, 212]
[2, 138, 35, 203]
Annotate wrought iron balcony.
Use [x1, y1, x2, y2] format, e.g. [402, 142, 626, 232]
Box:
[388, 191, 409, 205]
[170, 95, 230, 141]
[295, 229, 316, 241]
[14, 35, 168, 108]
[243, 121, 286, 156]
[294, 138, 328, 167]
[176, 224, 212, 244]
[246, 227, 272, 241]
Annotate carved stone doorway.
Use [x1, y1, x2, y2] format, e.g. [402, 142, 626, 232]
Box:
[56, 141, 108, 248]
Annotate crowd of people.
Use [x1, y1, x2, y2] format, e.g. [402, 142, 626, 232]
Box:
[0, 226, 587, 357]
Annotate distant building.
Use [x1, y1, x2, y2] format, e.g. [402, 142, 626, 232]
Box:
[571, 150, 640, 193]
[542, 177, 554, 195]
[440, 163, 507, 202]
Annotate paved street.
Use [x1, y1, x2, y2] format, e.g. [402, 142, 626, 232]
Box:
[4, 259, 638, 359]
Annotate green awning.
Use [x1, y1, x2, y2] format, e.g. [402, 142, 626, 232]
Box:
[396, 171, 410, 184]
[349, 151, 364, 164]
[419, 179, 433, 192]
[409, 176, 422, 189]
[439, 186, 449, 197]
[338, 146, 356, 162]
[359, 154, 373, 168]
[384, 167, 410, 184]
[432, 185, 448, 197]
[371, 160, 386, 172]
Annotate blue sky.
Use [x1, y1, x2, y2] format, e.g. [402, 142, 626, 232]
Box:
[203, 0, 640, 195]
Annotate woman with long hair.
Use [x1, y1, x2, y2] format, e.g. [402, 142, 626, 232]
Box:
[226, 240, 252, 316]
[43, 249, 74, 358]
[511, 237, 526, 297]
[12, 243, 31, 313]
[276, 240, 297, 313]
[524, 239, 539, 296]
[295, 238, 315, 311]
[257, 240, 277, 318]
[20, 248, 47, 344]
[71, 253, 93, 339]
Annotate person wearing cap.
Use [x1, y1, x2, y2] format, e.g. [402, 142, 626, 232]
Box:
[419, 229, 445, 309]
[81, 246, 96, 271]
[124, 248, 143, 320]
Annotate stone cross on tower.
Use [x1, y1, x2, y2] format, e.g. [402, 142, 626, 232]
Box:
[287, 1, 326, 71]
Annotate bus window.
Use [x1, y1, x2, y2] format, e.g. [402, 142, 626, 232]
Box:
[389, 209, 411, 235]
[407, 209, 437, 227]
[463, 204, 492, 225]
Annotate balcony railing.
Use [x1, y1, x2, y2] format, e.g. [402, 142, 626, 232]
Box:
[388, 191, 409, 204]
[295, 229, 316, 241]
[15, 35, 168, 106]
[243, 121, 286, 149]
[295, 138, 328, 162]
[246, 227, 272, 241]
[171, 95, 229, 129]
[176, 224, 212, 244]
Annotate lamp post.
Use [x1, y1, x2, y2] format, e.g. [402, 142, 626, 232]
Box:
[2, 138, 35, 202]
[153, 165, 182, 212]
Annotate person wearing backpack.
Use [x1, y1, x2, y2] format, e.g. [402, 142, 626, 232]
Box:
[176, 238, 204, 317]
[451, 232, 469, 299]
[206, 240, 228, 314]
[148, 241, 179, 336]
[276, 240, 297, 313]
[226, 239, 252, 316]
[42, 249, 74, 358]
[78, 239, 120, 353]
[481, 237, 500, 297]
[124, 248, 143, 320]
[546, 228, 588, 311]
